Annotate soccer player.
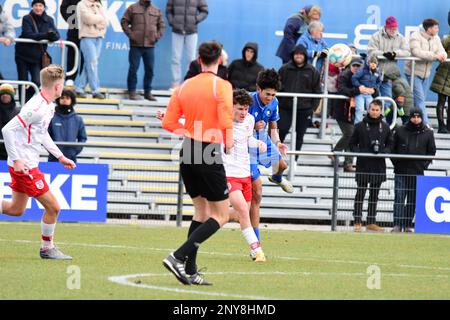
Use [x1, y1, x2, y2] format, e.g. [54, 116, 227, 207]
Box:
[248, 69, 293, 256]
[161, 41, 233, 286]
[0, 65, 76, 260]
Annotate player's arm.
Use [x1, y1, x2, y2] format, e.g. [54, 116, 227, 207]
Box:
[162, 90, 185, 136]
[1, 117, 29, 173]
[247, 116, 266, 152]
[42, 132, 76, 169]
[269, 120, 287, 156]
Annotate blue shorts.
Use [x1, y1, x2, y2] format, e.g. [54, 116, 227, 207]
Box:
[250, 138, 282, 181]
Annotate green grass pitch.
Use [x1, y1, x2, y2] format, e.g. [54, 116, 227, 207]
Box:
[0, 221, 449, 300]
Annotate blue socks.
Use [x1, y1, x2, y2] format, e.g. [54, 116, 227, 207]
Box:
[271, 174, 282, 183]
[253, 227, 260, 242]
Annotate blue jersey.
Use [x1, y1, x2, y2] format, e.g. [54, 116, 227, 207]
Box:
[248, 92, 280, 142]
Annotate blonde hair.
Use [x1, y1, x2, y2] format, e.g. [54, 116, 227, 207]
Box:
[40, 64, 65, 88]
[308, 6, 321, 18]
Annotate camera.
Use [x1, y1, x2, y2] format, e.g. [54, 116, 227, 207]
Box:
[371, 140, 380, 154]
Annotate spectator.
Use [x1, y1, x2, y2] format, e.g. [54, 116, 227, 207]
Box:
[48, 89, 87, 163]
[391, 107, 436, 233]
[332, 57, 365, 172]
[352, 55, 381, 123]
[276, 5, 321, 64]
[383, 64, 414, 125]
[121, 0, 165, 101]
[298, 20, 328, 74]
[166, 0, 208, 90]
[228, 42, 264, 92]
[326, 63, 340, 118]
[367, 16, 410, 124]
[75, 0, 108, 99]
[15, 0, 60, 102]
[277, 44, 321, 158]
[60, 0, 83, 85]
[349, 100, 392, 233]
[0, 84, 20, 160]
[430, 34, 450, 133]
[0, 4, 16, 80]
[184, 47, 228, 81]
[405, 18, 447, 125]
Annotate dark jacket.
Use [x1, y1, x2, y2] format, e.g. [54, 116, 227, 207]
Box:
[278, 44, 322, 112]
[349, 115, 392, 183]
[228, 42, 264, 92]
[60, 0, 81, 39]
[48, 108, 87, 162]
[430, 35, 450, 97]
[121, 0, 165, 47]
[15, 11, 60, 64]
[0, 100, 20, 160]
[383, 64, 414, 116]
[165, 0, 208, 35]
[275, 5, 312, 63]
[391, 122, 436, 175]
[184, 60, 228, 81]
[351, 62, 382, 90]
[335, 68, 362, 123]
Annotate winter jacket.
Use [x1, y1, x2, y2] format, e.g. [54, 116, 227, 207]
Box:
[165, 0, 208, 35]
[383, 64, 414, 116]
[335, 68, 362, 123]
[0, 100, 20, 160]
[391, 122, 436, 175]
[0, 6, 16, 41]
[121, 0, 165, 47]
[228, 42, 264, 92]
[367, 27, 410, 74]
[430, 35, 450, 96]
[60, 0, 81, 39]
[352, 62, 382, 90]
[48, 109, 87, 162]
[349, 115, 392, 184]
[298, 30, 328, 73]
[15, 11, 60, 64]
[77, 0, 108, 39]
[275, 5, 313, 63]
[184, 60, 228, 81]
[405, 28, 447, 79]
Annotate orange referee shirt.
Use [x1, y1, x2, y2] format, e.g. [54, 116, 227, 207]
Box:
[162, 72, 233, 146]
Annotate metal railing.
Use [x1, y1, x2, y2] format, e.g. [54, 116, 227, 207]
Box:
[0, 79, 39, 106]
[13, 38, 80, 77]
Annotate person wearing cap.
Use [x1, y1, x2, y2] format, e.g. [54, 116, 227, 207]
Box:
[332, 57, 365, 172]
[405, 18, 447, 126]
[351, 55, 382, 124]
[0, 84, 20, 160]
[15, 0, 60, 102]
[0, 4, 16, 80]
[47, 89, 87, 163]
[391, 107, 436, 232]
[367, 16, 410, 124]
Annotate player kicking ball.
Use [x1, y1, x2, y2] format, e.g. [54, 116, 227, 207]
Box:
[1, 65, 76, 260]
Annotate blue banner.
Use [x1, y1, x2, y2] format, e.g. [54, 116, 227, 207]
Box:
[415, 176, 450, 235]
[0, 161, 108, 222]
[0, 0, 448, 92]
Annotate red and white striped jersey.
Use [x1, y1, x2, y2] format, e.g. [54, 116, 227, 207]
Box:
[2, 93, 63, 169]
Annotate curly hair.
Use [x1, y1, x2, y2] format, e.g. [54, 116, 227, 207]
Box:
[256, 68, 281, 91]
[233, 89, 253, 106]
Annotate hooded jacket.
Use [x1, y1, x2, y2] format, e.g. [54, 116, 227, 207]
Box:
[352, 59, 382, 90]
[298, 29, 328, 72]
[430, 35, 450, 96]
[383, 64, 414, 116]
[405, 28, 447, 79]
[275, 5, 313, 63]
[48, 104, 87, 162]
[0, 97, 20, 160]
[228, 42, 264, 92]
[391, 115, 436, 175]
[121, 0, 165, 47]
[165, 0, 208, 35]
[278, 44, 322, 112]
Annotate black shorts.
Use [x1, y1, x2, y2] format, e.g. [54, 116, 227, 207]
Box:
[180, 138, 228, 202]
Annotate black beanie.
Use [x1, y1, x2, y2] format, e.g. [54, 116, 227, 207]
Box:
[409, 107, 423, 119]
[31, 0, 46, 7]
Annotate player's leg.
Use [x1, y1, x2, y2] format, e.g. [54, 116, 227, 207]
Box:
[1, 191, 29, 217]
[267, 139, 294, 193]
[35, 191, 72, 260]
[250, 176, 262, 242]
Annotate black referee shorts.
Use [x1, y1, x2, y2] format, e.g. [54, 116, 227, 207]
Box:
[179, 138, 229, 202]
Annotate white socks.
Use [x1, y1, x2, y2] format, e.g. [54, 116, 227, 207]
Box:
[41, 221, 56, 249]
[242, 227, 262, 253]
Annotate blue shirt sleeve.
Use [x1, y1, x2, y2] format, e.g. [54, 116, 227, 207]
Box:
[270, 99, 280, 122]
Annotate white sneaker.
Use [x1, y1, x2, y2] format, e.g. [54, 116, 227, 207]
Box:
[65, 79, 74, 87]
[268, 176, 294, 193]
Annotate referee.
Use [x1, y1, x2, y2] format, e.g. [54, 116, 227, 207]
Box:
[162, 41, 233, 285]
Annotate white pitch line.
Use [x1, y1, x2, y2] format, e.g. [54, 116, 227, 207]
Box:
[1, 238, 450, 272]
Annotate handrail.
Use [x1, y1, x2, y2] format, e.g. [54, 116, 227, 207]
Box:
[0, 140, 181, 149]
[0, 79, 39, 106]
[13, 38, 79, 77]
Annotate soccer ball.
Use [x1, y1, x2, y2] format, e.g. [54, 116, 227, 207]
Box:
[328, 43, 353, 68]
